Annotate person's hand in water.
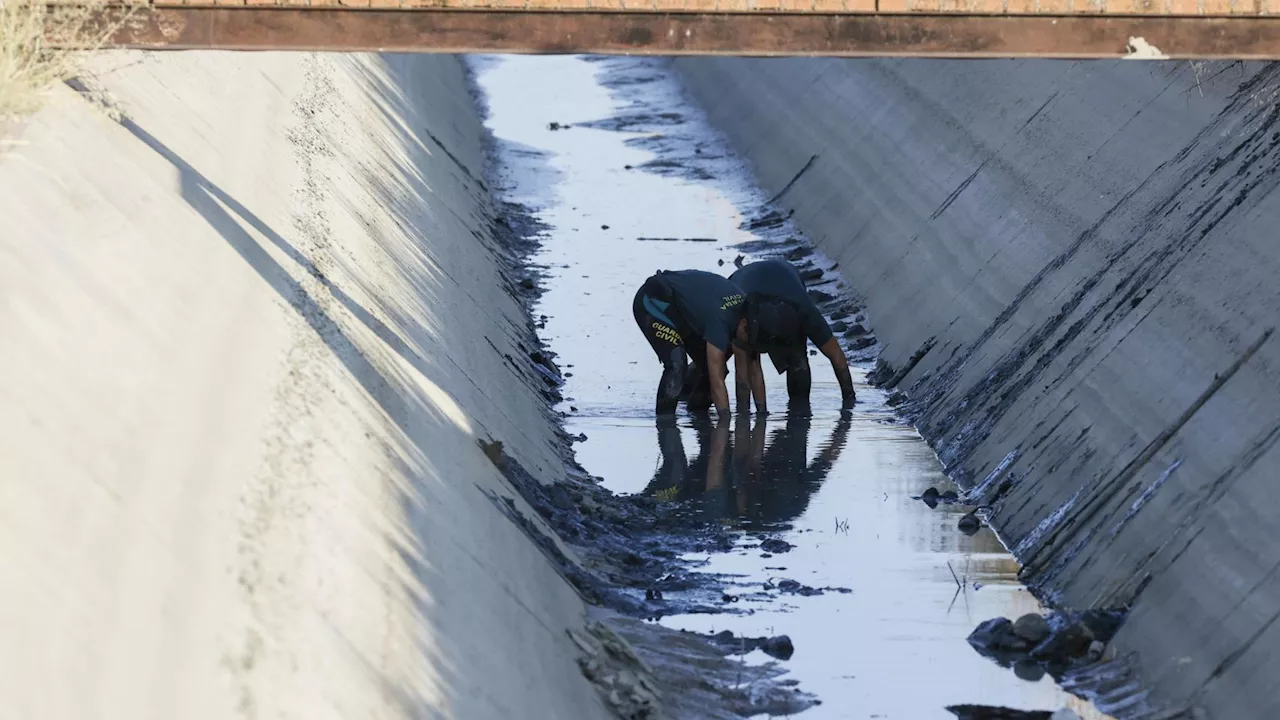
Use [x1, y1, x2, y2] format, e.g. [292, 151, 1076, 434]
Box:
[841, 387, 857, 410]
[818, 337, 856, 408]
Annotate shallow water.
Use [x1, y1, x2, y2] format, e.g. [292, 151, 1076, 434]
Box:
[473, 54, 1109, 720]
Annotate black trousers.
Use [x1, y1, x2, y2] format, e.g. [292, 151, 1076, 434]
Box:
[766, 344, 813, 405]
[632, 273, 711, 411]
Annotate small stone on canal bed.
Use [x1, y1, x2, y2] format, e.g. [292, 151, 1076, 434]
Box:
[921, 487, 940, 508]
[761, 635, 795, 661]
[1012, 613, 1051, 644]
[1013, 659, 1046, 682]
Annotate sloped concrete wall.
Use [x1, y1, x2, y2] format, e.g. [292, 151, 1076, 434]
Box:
[0, 52, 604, 720]
[675, 57, 1280, 718]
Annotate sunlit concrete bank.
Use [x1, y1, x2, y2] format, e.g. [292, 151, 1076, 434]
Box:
[675, 58, 1280, 718]
[0, 53, 606, 719]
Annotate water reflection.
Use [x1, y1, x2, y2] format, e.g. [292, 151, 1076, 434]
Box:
[645, 410, 852, 529]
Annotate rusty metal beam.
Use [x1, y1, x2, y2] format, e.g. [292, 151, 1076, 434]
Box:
[80, 7, 1280, 59]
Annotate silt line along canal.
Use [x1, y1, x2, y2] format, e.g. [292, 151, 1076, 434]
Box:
[473, 55, 1119, 720]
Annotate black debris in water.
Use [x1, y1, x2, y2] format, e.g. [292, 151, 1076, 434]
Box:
[745, 209, 787, 230]
[706, 630, 796, 661]
[785, 245, 814, 261]
[477, 437, 761, 620]
[759, 537, 794, 554]
[946, 705, 1053, 720]
[765, 578, 851, 597]
[915, 486, 962, 508]
[547, 121, 570, 130]
[807, 288, 836, 305]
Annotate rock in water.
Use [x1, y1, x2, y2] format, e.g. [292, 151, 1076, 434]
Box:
[969, 617, 1014, 652]
[761, 635, 795, 661]
[1032, 622, 1094, 662]
[958, 511, 982, 536]
[1013, 659, 1046, 682]
[1012, 614, 1051, 644]
[921, 487, 941, 509]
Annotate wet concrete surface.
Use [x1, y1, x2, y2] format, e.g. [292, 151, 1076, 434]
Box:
[472, 55, 1113, 719]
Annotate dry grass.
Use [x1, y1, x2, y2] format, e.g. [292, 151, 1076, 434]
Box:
[0, 0, 137, 125]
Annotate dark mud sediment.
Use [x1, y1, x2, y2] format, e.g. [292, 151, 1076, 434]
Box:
[480, 439, 821, 718]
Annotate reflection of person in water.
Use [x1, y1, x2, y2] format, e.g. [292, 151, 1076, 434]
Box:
[642, 410, 853, 526]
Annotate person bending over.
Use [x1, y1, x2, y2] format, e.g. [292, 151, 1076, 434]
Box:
[631, 269, 760, 415]
[730, 258, 856, 411]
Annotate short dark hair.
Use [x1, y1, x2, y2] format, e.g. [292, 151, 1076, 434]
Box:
[745, 297, 802, 350]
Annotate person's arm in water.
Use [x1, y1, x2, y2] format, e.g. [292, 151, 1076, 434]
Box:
[734, 349, 752, 412]
[818, 337, 856, 407]
[732, 346, 768, 415]
[705, 341, 732, 414]
[749, 352, 767, 414]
